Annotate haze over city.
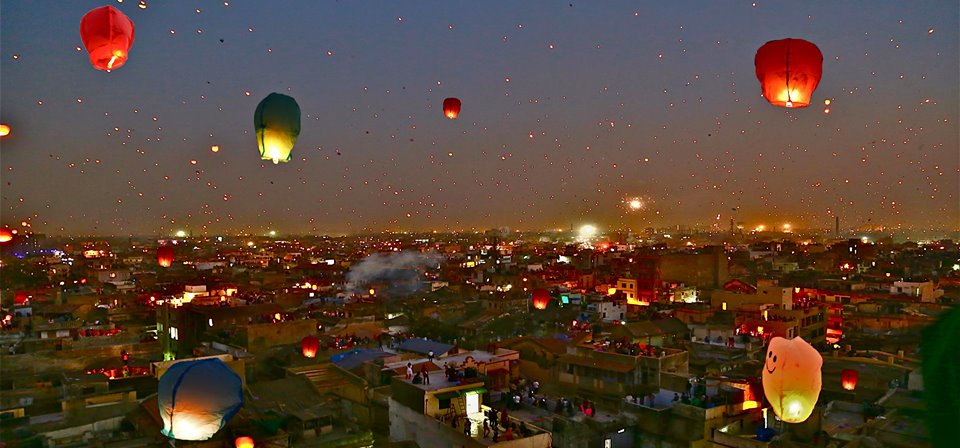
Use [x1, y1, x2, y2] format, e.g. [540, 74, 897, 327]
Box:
[1, 1, 956, 236]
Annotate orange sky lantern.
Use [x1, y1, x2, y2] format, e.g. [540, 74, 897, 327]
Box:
[0, 124, 10, 137]
[531, 288, 550, 310]
[841, 368, 858, 391]
[80, 6, 135, 71]
[157, 246, 175, 268]
[235, 437, 255, 448]
[301, 335, 319, 358]
[0, 228, 12, 243]
[443, 97, 461, 119]
[762, 336, 822, 423]
[755, 38, 822, 108]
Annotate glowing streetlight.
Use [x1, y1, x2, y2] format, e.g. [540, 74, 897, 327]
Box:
[175, 230, 187, 238]
[628, 199, 643, 210]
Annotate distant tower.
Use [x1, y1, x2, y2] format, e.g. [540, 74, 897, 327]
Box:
[835, 216, 840, 238]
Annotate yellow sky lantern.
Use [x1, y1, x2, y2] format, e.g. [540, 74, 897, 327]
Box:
[762, 336, 822, 423]
[254, 93, 300, 164]
[0, 124, 10, 137]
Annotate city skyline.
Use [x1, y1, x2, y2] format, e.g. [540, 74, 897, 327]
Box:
[2, 1, 958, 236]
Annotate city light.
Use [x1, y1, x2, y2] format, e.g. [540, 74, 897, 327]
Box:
[175, 230, 187, 238]
[578, 225, 598, 240]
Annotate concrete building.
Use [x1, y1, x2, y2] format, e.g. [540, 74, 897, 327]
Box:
[386, 349, 551, 447]
[890, 280, 944, 303]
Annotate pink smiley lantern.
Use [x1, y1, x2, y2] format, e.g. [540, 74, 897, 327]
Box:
[761, 336, 822, 423]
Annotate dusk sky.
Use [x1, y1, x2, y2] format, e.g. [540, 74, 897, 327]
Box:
[1, 1, 957, 236]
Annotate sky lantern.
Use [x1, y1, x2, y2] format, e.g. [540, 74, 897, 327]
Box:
[157, 246, 175, 268]
[442, 97, 461, 119]
[235, 436, 255, 448]
[762, 336, 822, 423]
[254, 93, 301, 164]
[754, 38, 822, 108]
[158, 358, 243, 441]
[79, 6, 135, 71]
[531, 288, 550, 310]
[301, 335, 320, 358]
[841, 368, 858, 391]
[0, 124, 10, 137]
[0, 228, 12, 243]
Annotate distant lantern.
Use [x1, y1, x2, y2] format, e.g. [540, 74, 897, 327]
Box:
[754, 38, 822, 108]
[158, 358, 243, 441]
[532, 288, 550, 310]
[0, 124, 10, 137]
[301, 335, 320, 358]
[254, 93, 301, 164]
[762, 336, 822, 423]
[442, 97, 461, 119]
[157, 246, 175, 268]
[841, 369, 858, 391]
[79, 6, 135, 71]
[235, 436, 255, 448]
[0, 228, 12, 243]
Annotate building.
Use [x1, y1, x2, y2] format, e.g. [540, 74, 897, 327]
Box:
[558, 341, 689, 396]
[660, 246, 729, 289]
[386, 349, 552, 447]
[890, 280, 944, 303]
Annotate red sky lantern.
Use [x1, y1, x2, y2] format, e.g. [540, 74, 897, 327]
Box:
[235, 436, 255, 448]
[80, 6, 135, 71]
[754, 38, 822, 108]
[0, 228, 12, 243]
[157, 246, 175, 268]
[841, 368, 858, 391]
[532, 288, 550, 310]
[443, 97, 461, 119]
[301, 335, 320, 358]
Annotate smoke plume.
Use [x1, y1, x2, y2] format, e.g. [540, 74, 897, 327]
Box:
[345, 251, 444, 296]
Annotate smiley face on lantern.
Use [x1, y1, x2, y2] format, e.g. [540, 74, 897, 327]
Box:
[762, 336, 822, 423]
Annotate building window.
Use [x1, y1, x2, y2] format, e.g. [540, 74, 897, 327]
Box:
[438, 398, 451, 409]
[170, 327, 179, 341]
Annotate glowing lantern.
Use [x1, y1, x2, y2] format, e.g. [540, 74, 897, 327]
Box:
[301, 335, 319, 358]
[841, 368, 858, 391]
[254, 93, 301, 164]
[157, 246, 175, 268]
[442, 97, 461, 119]
[762, 336, 822, 423]
[158, 358, 243, 441]
[0, 124, 10, 137]
[531, 288, 550, 310]
[79, 6, 135, 71]
[0, 228, 12, 243]
[235, 436, 255, 448]
[754, 38, 822, 108]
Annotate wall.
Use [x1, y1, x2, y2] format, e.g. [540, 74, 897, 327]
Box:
[389, 397, 485, 448]
[661, 249, 728, 289]
[240, 319, 318, 351]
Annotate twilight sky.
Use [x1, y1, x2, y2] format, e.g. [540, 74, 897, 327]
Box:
[1, 1, 957, 236]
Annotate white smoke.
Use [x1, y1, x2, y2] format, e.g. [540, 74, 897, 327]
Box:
[345, 251, 444, 296]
